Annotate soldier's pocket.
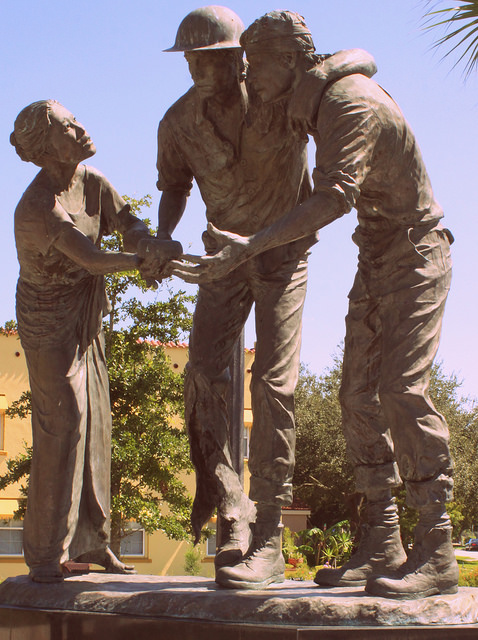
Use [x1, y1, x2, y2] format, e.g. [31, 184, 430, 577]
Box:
[407, 226, 453, 274]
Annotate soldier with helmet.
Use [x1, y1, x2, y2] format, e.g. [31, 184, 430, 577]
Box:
[158, 6, 377, 589]
[174, 10, 458, 599]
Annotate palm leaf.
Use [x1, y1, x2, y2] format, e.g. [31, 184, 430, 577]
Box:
[424, 1, 478, 76]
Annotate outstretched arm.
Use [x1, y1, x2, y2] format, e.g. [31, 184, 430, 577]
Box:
[54, 224, 141, 275]
[170, 188, 345, 284]
[172, 79, 381, 285]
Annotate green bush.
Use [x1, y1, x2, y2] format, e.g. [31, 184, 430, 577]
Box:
[284, 562, 316, 581]
[184, 544, 202, 576]
[458, 560, 478, 587]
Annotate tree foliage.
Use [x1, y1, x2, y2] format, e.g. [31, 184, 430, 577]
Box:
[293, 354, 358, 531]
[0, 196, 196, 554]
[294, 352, 478, 543]
[424, 1, 478, 77]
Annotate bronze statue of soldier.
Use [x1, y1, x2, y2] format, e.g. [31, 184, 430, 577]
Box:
[172, 10, 458, 600]
[158, 6, 376, 589]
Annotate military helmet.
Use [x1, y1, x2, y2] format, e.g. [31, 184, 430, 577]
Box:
[165, 5, 244, 52]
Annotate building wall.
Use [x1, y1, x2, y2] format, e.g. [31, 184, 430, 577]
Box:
[0, 332, 30, 579]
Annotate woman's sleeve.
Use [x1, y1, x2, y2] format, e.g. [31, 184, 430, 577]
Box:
[16, 190, 76, 255]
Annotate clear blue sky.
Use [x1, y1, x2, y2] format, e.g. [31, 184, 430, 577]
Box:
[1, 1, 477, 398]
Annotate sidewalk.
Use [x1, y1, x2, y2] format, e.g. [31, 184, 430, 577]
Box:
[455, 549, 478, 560]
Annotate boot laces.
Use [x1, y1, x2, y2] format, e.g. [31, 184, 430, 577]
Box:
[242, 536, 274, 567]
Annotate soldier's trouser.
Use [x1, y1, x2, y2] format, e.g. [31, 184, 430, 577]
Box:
[185, 256, 308, 531]
[340, 227, 454, 508]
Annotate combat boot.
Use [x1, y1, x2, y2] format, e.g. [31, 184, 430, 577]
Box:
[214, 498, 256, 570]
[366, 524, 459, 599]
[215, 521, 285, 589]
[314, 498, 407, 587]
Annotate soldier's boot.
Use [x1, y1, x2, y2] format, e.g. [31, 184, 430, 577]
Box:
[314, 497, 407, 587]
[214, 497, 256, 570]
[216, 504, 285, 589]
[366, 505, 459, 599]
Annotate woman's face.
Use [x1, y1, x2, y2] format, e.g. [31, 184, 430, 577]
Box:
[46, 103, 96, 164]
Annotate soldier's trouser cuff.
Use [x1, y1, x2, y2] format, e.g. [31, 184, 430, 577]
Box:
[355, 462, 402, 494]
[405, 474, 454, 509]
[249, 476, 293, 507]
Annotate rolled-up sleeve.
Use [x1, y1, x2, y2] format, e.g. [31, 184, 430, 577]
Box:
[156, 118, 193, 195]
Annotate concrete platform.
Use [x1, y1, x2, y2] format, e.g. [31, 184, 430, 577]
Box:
[0, 574, 477, 639]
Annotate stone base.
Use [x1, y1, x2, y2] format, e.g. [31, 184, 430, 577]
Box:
[0, 574, 477, 639]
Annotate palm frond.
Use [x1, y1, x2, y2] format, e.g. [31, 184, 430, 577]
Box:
[424, 1, 478, 76]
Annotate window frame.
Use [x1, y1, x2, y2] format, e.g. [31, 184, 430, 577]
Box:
[0, 519, 24, 557]
[120, 524, 146, 558]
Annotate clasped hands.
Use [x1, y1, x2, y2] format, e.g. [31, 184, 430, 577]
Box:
[138, 223, 252, 286]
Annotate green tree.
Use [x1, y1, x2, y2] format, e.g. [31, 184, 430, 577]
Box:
[424, 1, 478, 76]
[428, 364, 478, 535]
[0, 196, 196, 555]
[293, 355, 358, 531]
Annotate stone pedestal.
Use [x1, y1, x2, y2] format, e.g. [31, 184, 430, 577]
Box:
[0, 574, 477, 639]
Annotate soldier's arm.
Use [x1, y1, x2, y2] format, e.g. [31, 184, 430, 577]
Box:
[157, 190, 188, 240]
[323, 49, 377, 82]
[156, 116, 192, 240]
[172, 81, 381, 283]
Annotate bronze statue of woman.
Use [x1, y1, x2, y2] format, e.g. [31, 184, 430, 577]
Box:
[10, 100, 175, 582]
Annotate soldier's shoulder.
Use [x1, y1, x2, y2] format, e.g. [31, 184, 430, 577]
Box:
[160, 87, 198, 125]
[324, 73, 386, 105]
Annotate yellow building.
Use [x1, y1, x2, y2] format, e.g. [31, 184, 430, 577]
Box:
[0, 331, 309, 579]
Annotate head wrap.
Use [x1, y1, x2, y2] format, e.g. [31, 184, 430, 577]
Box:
[240, 11, 315, 54]
[10, 100, 58, 166]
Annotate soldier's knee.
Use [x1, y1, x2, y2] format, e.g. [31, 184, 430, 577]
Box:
[339, 382, 367, 414]
[379, 382, 417, 414]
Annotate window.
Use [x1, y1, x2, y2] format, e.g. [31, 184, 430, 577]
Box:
[0, 412, 4, 451]
[120, 524, 145, 557]
[0, 393, 7, 451]
[206, 524, 217, 557]
[243, 426, 250, 459]
[0, 519, 23, 556]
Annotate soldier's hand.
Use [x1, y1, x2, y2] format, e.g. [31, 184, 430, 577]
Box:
[170, 223, 252, 284]
[137, 236, 184, 287]
[137, 237, 183, 262]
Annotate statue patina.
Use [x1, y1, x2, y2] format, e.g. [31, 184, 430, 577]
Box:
[172, 10, 458, 600]
[11, 100, 181, 583]
[158, 5, 377, 590]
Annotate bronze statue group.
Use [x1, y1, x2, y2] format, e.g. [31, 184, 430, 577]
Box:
[11, 7, 457, 600]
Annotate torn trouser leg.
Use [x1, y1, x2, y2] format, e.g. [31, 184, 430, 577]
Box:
[185, 274, 253, 542]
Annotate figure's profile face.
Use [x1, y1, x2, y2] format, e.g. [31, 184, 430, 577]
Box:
[245, 51, 295, 103]
[185, 50, 238, 98]
[46, 103, 96, 164]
